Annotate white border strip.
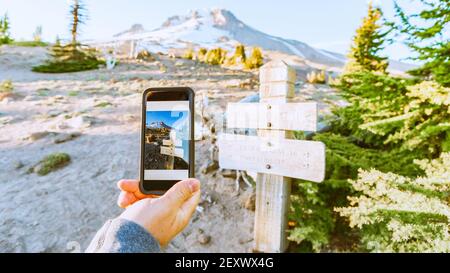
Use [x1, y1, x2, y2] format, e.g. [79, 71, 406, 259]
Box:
[144, 170, 188, 180]
[147, 101, 189, 112]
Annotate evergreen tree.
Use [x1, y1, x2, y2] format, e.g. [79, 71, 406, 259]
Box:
[228, 44, 246, 65]
[0, 13, 13, 44]
[393, 0, 450, 86]
[70, 0, 86, 45]
[344, 1, 389, 73]
[33, 5, 104, 74]
[244, 47, 264, 69]
[49, 36, 63, 60]
[197, 47, 207, 62]
[183, 48, 194, 60]
[205, 48, 227, 65]
[33, 25, 43, 42]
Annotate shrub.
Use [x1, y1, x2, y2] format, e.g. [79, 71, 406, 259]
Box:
[0, 13, 13, 45]
[306, 70, 326, 84]
[183, 48, 194, 60]
[33, 25, 43, 42]
[136, 49, 155, 61]
[244, 47, 263, 69]
[227, 44, 246, 65]
[0, 80, 13, 93]
[205, 48, 227, 65]
[33, 43, 105, 73]
[288, 132, 422, 252]
[94, 101, 112, 108]
[68, 91, 79, 96]
[35, 152, 71, 176]
[336, 153, 450, 252]
[197, 47, 207, 62]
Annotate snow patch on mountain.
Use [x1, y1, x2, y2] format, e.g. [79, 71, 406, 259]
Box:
[96, 8, 415, 71]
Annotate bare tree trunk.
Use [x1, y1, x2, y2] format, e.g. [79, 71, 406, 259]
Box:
[71, 0, 79, 45]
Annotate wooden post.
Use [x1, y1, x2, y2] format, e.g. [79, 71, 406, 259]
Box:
[129, 40, 136, 59]
[254, 60, 295, 253]
[219, 60, 325, 252]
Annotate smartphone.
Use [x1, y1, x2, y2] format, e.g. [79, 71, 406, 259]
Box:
[140, 87, 195, 195]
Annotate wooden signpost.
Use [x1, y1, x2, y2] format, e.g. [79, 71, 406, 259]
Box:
[218, 60, 326, 253]
[160, 146, 184, 158]
[161, 132, 183, 169]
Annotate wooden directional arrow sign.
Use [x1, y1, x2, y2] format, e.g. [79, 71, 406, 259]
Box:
[163, 139, 182, 147]
[226, 102, 318, 131]
[160, 146, 184, 158]
[218, 133, 325, 182]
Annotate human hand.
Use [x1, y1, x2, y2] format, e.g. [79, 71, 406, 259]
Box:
[116, 179, 201, 246]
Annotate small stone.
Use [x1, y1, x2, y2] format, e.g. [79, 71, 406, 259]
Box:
[197, 234, 211, 245]
[47, 109, 62, 117]
[208, 191, 220, 203]
[0, 116, 13, 125]
[23, 95, 39, 101]
[28, 131, 51, 141]
[175, 61, 184, 67]
[53, 132, 81, 144]
[14, 160, 24, 169]
[196, 206, 204, 213]
[63, 115, 97, 129]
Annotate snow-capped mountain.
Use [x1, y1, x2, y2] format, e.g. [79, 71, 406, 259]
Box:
[101, 8, 414, 71]
[113, 24, 146, 38]
[147, 121, 172, 130]
[108, 8, 346, 67]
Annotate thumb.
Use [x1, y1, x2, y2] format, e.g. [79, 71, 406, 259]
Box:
[162, 179, 200, 208]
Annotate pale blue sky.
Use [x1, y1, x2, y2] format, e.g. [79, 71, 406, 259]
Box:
[0, 0, 419, 62]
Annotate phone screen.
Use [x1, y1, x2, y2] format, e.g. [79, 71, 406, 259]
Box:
[144, 101, 190, 180]
[141, 88, 193, 194]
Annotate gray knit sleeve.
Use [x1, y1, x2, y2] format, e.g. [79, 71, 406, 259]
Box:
[85, 218, 161, 253]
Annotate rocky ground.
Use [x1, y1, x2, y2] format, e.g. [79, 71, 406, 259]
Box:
[0, 45, 343, 252]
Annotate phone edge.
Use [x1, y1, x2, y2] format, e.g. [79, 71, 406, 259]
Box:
[139, 87, 195, 195]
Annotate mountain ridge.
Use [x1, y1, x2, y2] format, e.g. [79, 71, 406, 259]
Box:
[107, 8, 415, 72]
[147, 121, 172, 130]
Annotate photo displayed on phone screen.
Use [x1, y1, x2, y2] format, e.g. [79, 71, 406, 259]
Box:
[144, 101, 190, 181]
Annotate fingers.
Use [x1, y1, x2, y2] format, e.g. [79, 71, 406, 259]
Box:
[162, 179, 200, 208]
[117, 179, 157, 200]
[179, 189, 201, 224]
[117, 191, 138, 208]
[117, 179, 140, 192]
